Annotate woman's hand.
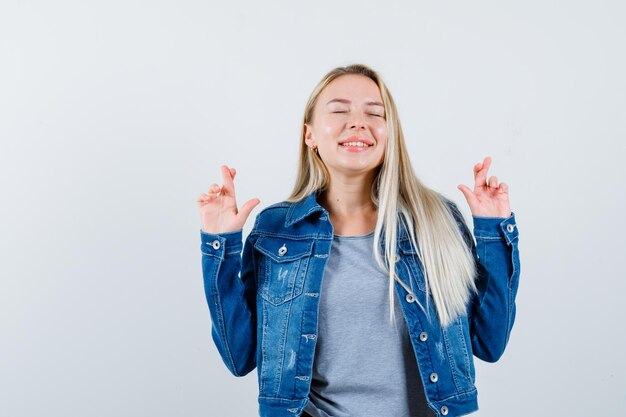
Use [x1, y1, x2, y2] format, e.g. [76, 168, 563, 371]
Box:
[457, 156, 512, 218]
[197, 165, 261, 234]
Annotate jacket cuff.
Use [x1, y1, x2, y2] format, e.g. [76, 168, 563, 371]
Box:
[200, 228, 243, 258]
[472, 212, 518, 245]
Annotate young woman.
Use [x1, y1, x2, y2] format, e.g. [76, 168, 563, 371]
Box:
[197, 64, 521, 417]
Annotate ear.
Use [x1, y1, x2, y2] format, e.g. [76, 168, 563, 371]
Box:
[304, 123, 315, 147]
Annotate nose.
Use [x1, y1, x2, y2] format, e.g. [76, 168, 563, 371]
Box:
[349, 115, 366, 129]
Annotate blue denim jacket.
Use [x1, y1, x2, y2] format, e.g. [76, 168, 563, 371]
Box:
[200, 191, 521, 417]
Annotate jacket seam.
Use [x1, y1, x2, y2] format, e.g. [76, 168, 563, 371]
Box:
[437, 387, 478, 402]
[504, 240, 519, 347]
[474, 235, 504, 241]
[256, 231, 328, 240]
[212, 255, 240, 376]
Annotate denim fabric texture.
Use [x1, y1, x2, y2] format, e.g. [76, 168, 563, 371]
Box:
[200, 191, 521, 417]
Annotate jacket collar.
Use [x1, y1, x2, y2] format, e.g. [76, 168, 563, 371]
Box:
[285, 191, 326, 228]
[284, 190, 409, 242]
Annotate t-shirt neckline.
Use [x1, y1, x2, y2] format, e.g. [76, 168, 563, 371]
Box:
[333, 229, 376, 239]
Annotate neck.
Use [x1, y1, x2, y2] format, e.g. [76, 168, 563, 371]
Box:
[318, 170, 378, 235]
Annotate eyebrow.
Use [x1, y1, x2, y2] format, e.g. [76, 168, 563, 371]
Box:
[326, 98, 384, 107]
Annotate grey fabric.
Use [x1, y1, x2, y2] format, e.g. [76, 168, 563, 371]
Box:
[303, 230, 436, 417]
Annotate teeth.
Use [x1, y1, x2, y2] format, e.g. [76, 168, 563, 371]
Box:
[341, 141, 369, 147]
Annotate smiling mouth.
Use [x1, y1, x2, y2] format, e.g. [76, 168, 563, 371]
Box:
[340, 141, 372, 148]
[338, 142, 373, 153]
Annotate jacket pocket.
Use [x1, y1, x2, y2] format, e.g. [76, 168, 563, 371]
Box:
[254, 237, 314, 306]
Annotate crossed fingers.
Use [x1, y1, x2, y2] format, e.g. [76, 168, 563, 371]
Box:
[474, 156, 508, 194]
[197, 166, 236, 203]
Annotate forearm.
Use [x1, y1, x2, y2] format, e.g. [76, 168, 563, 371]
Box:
[201, 228, 257, 376]
[469, 213, 521, 362]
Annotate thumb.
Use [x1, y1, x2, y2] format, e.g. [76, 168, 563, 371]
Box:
[237, 198, 261, 222]
[457, 184, 478, 207]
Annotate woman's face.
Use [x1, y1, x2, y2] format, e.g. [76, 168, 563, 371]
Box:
[305, 74, 387, 176]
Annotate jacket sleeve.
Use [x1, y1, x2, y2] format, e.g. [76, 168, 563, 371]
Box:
[200, 223, 258, 376]
[447, 201, 521, 363]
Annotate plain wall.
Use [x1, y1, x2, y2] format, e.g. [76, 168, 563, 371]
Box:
[1, 0, 624, 416]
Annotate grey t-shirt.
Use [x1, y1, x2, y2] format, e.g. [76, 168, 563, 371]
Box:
[303, 230, 436, 417]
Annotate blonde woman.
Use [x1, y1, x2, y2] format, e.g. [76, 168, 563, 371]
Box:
[198, 64, 521, 417]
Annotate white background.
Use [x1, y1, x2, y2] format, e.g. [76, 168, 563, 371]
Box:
[1, 1, 625, 416]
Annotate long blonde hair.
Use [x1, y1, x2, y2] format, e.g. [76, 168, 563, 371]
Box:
[286, 63, 477, 328]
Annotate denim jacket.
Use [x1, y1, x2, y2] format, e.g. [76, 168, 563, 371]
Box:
[200, 191, 521, 417]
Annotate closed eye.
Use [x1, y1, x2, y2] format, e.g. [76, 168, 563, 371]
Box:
[332, 111, 383, 117]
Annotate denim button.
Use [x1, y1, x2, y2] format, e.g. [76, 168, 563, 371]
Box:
[405, 293, 416, 303]
[440, 405, 449, 415]
[506, 223, 515, 233]
[419, 332, 428, 342]
[211, 240, 220, 250]
[278, 244, 288, 256]
[429, 372, 438, 383]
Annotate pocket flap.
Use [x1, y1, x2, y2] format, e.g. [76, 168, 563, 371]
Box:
[254, 237, 314, 262]
[398, 238, 419, 255]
